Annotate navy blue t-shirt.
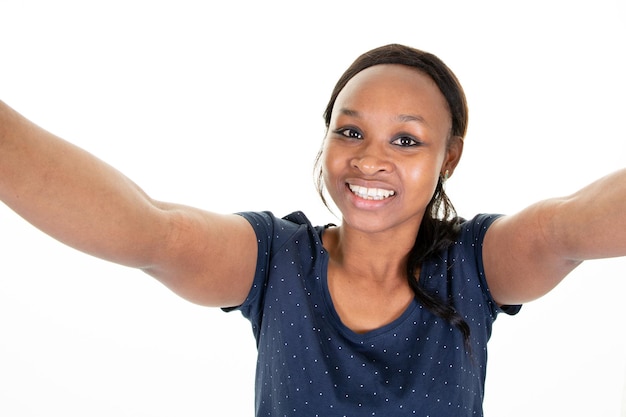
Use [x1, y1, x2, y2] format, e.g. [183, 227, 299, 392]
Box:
[226, 211, 520, 416]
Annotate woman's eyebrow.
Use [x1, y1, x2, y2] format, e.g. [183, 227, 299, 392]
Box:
[338, 108, 360, 118]
[338, 108, 429, 126]
[396, 113, 428, 125]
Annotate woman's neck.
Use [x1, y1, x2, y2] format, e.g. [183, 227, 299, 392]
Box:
[323, 223, 418, 284]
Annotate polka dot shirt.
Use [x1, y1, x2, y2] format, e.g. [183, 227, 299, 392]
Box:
[226, 211, 520, 416]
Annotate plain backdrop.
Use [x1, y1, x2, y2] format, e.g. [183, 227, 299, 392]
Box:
[1, 1, 625, 416]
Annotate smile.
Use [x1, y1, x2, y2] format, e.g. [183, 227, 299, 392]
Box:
[348, 184, 396, 200]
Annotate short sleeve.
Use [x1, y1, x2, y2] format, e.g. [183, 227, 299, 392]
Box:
[222, 211, 315, 340]
[221, 211, 275, 331]
[466, 213, 522, 316]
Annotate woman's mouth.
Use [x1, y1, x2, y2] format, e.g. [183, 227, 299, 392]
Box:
[348, 184, 396, 200]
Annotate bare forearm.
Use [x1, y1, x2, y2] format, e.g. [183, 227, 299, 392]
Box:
[0, 100, 167, 267]
[552, 168, 626, 261]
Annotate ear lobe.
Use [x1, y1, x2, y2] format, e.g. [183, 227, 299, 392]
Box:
[442, 136, 464, 177]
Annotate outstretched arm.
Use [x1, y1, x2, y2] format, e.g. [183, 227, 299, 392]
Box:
[483, 168, 626, 305]
[0, 100, 256, 307]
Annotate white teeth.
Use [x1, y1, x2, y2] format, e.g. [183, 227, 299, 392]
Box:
[348, 184, 396, 200]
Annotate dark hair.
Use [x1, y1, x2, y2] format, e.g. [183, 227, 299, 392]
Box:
[315, 44, 471, 345]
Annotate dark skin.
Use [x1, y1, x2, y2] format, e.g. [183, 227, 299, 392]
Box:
[0, 63, 624, 336]
[320, 64, 461, 333]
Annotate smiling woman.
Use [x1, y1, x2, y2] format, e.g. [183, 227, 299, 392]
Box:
[2, 40, 624, 416]
[1, 2, 626, 417]
[318, 55, 471, 342]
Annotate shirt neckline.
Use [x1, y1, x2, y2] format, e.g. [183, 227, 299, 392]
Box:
[317, 226, 421, 343]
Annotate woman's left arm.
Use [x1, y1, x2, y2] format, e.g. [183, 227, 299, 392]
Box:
[483, 168, 626, 306]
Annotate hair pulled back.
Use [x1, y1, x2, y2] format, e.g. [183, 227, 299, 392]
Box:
[316, 44, 471, 345]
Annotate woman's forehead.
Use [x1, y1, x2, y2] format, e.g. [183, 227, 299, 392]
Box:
[333, 64, 451, 127]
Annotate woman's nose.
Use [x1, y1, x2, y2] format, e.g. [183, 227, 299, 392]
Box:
[351, 154, 393, 175]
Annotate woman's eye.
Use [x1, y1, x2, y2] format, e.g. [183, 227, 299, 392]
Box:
[392, 136, 419, 147]
[335, 128, 363, 139]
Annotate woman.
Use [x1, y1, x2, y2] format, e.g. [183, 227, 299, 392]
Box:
[1, 44, 624, 416]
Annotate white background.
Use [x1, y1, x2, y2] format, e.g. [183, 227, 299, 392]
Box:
[1, 1, 625, 416]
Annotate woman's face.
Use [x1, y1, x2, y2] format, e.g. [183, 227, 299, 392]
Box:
[322, 64, 462, 236]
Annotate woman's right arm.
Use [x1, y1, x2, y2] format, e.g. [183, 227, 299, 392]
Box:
[0, 100, 257, 307]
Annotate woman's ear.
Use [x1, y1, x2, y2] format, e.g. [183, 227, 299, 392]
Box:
[442, 136, 464, 177]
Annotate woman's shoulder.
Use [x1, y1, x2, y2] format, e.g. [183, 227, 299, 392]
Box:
[236, 210, 331, 251]
[237, 210, 323, 231]
[456, 213, 503, 245]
